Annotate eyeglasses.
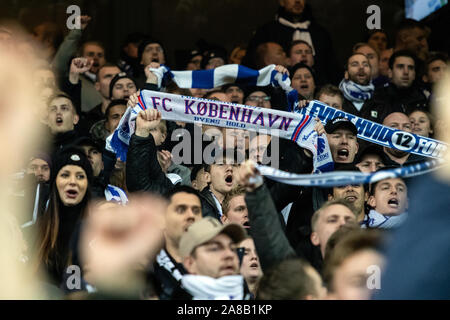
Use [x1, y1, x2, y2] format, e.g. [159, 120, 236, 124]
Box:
[247, 96, 271, 102]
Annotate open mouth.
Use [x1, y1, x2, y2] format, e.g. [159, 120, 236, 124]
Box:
[388, 198, 399, 208]
[65, 189, 78, 199]
[337, 148, 349, 160]
[250, 262, 259, 268]
[225, 174, 233, 186]
[300, 84, 309, 89]
[243, 221, 250, 229]
[123, 95, 130, 100]
[151, 58, 160, 63]
[56, 117, 63, 125]
[345, 195, 357, 202]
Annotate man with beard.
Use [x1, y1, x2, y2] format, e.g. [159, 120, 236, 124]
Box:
[382, 112, 427, 165]
[328, 165, 369, 223]
[339, 53, 376, 117]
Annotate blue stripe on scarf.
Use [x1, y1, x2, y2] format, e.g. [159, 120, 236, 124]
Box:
[192, 69, 215, 88]
[235, 65, 259, 86]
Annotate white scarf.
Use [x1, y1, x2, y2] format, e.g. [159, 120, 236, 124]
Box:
[278, 17, 315, 55]
[181, 275, 244, 300]
[361, 209, 408, 229]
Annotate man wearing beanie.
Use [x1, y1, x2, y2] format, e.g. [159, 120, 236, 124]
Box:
[135, 38, 166, 88]
[109, 72, 138, 101]
[172, 217, 251, 300]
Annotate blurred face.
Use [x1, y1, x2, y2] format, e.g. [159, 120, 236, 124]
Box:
[27, 158, 50, 183]
[326, 129, 359, 163]
[249, 135, 271, 164]
[355, 45, 379, 78]
[141, 43, 165, 65]
[383, 112, 411, 158]
[289, 42, 314, 67]
[238, 238, 262, 283]
[95, 66, 121, 99]
[56, 165, 88, 206]
[423, 59, 447, 84]
[305, 265, 327, 300]
[346, 54, 371, 85]
[311, 204, 356, 257]
[356, 154, 385, 173]
[225, 86, 244, 104]
[33, 69, 56, 89]
[331, 184, 367, 219]
[379, 48, 393, 77]
[292, 67, 315, 99]
[82, 44, 105, 74]
[165, 192, 202, 245]
[280, 0, 305, 15]
[368, 31, 388, 53]
[209, 161, 236, 196]
[368, 178, 408, 216]
[105, 104, 127, 134]
[186, 54, 202, 70]
[80, 145, 103, 177]
[191, 168, 210, 191]
[264, 42, 288, 67]
[402, 27, 428, 61]
[245, 91, 271, 109]
[123, 42, 139, 59]
[331, 249, 384, 300]
[149, 126, 166, 146]
[205, 57, 225, 70]
[318, 93, 343, 110]
[190, 88, 207, 98]
[47, 97, 79, 134]
[389, 56, 415, 89]
[221, 195, 249, 228]
[111, 78, 137, 100]
[229, 47, 246, 65]
[185, 233, 240, 278]
[383, 112, 411, 132]
[409, 110, 432, 137]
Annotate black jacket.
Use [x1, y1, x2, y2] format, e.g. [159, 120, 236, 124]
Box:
[152, 249, 188, 300]
[199, 187, 222, 220]
[126, 133, 173, 195]
[243, 6, 341, 85]
[370, 83, 429, 117]
[246, 183, 324, 273]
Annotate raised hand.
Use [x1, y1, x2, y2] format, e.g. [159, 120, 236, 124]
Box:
[235, 160, 263, 192]
[314, 117, 325, 135]
[69, 57, 93, 84]
[127, 91, 140, 109]
[144, 62, 161, 84]
[135, 109, 161, 138]
[157, 150, 172, 173]
[274, 65, 289, 76]
[80, 15, 92, 30]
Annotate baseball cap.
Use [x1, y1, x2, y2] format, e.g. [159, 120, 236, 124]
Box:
[325, 117, 358, 135]
[179, 217, 247, 258]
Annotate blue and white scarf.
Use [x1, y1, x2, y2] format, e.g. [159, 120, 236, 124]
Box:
[339, 79, 374, 103]
[295, 100, 448, 159]
[107, 90, 333, 172]
[107, 64, 333, 172]
[361, 209, 408, 229]
[181, 275, 245, 300]
[256, 158, 443, 187]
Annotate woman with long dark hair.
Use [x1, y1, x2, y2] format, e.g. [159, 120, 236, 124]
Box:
[35, 147, 93, 285]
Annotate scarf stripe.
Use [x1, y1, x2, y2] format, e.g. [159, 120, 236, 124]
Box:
[256, 158, 444, 187]
[296, 100, 448, 159]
